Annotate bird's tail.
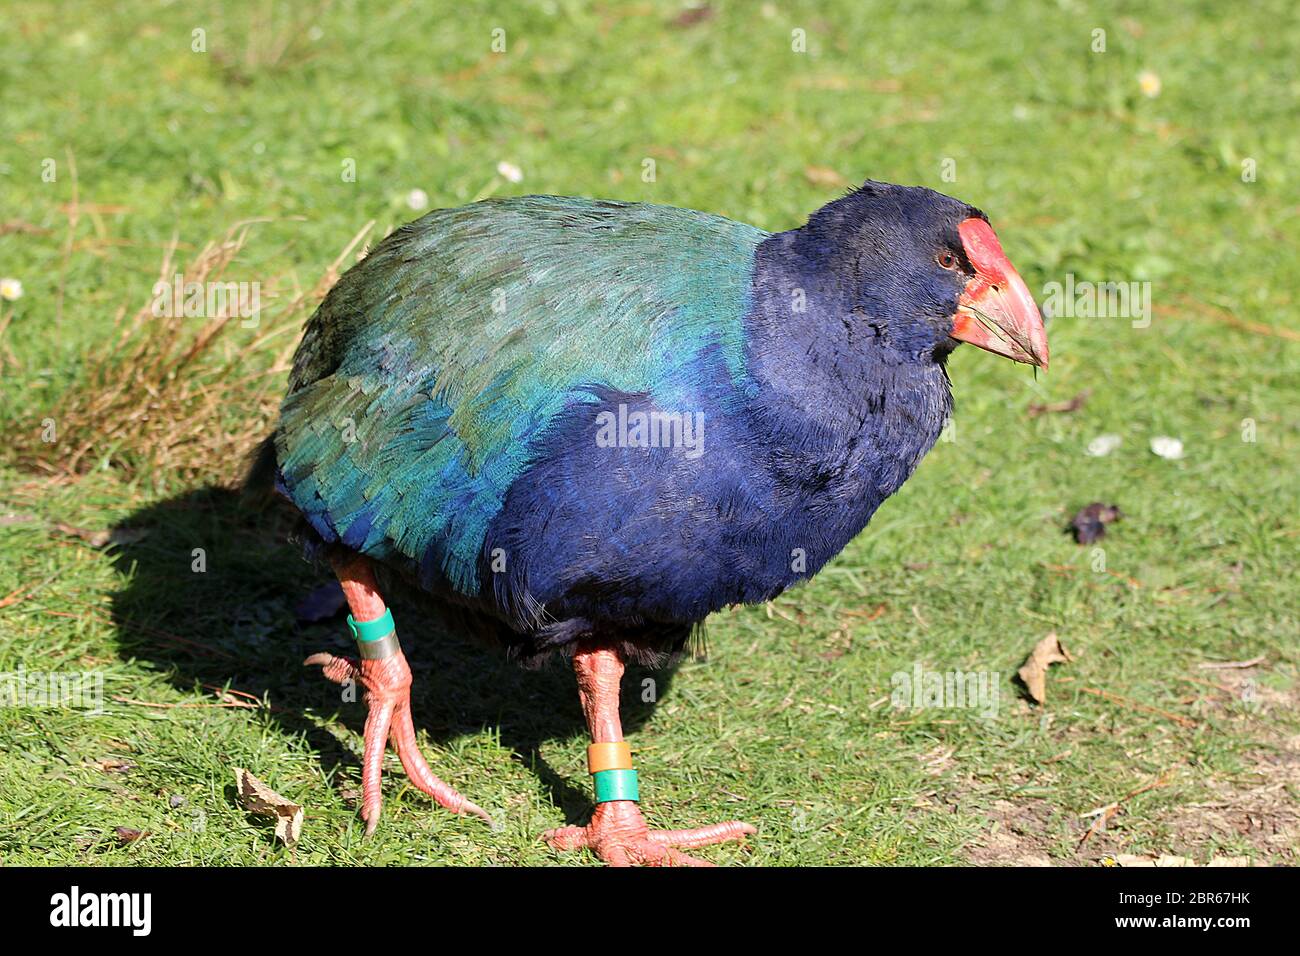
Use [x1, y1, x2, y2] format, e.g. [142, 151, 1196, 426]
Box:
[241, 434, 279, 503]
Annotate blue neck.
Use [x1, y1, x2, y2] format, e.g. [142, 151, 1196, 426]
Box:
[737, 228, 954, 568]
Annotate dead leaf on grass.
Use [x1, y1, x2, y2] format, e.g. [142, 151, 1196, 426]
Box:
[1109, 854, 1251, 867]
[1017, 632, 1074, 704]
[234, 767, 303, 846]
[90, 756, 136, 773]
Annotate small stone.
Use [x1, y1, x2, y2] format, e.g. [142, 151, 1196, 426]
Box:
[1086, 434, 1122, 457]
[1150, 435, 1184, 459]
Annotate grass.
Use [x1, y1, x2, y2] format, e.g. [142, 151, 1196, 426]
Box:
[0, 0, 1296, 866]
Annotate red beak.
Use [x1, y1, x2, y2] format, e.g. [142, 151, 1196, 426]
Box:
[949, 218, 1049, 369]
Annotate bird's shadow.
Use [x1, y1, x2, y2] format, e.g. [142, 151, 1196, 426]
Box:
[106, 486, 673, 826]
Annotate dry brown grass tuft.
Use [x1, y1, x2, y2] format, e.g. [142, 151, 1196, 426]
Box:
[208, 2, 333, 86]
[9, 219, 373, 487]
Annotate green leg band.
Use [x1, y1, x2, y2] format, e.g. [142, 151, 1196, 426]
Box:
[348, 608, 395, 641]
[347, 609, 399, 660]
[592, 768, 639, 803]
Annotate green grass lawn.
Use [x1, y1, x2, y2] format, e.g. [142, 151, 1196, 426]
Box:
[0, 0, 1296, 866]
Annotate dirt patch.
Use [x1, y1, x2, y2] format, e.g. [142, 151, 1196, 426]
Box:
[966, 798, 1071, 867]
[1164, 732, 1299, 863]
[961, 666, 1299, 866]
[1166, 667, 1299, 863]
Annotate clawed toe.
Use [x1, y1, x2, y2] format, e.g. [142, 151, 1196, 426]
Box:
[648, 820, 757, 849]
[543, 802, 755, 866]
[542, 825, 590, 851]
[307, 648, 493, 833]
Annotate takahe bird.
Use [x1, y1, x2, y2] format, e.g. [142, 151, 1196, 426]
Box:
[264, 180, 1048, 865]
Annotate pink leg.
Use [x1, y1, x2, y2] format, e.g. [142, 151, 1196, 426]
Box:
[541, 642, 756, 866]
[305, 555, 493, 834]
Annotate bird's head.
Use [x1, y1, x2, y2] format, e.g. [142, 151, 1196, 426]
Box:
[793, 180, 1048, 369]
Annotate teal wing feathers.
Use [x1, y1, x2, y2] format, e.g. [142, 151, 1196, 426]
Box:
[275, 195, 767, 593]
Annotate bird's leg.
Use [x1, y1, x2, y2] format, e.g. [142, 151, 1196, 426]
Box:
[542, 642, 756, 866]
[304, 555, 493, 834]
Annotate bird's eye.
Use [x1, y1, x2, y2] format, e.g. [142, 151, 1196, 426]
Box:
[936, 250, 959, 270]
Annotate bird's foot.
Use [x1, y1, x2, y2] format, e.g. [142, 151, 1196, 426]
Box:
[305, 649, 494, 834]
[543, 800, 755, 867]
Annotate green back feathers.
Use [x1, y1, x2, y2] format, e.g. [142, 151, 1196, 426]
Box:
[276, 195, 768, 592]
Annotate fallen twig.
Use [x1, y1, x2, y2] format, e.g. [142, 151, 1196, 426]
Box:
[1028, 389, 1091, 417]
[0, 573, 60, 610]
[1197, 655, 1265, 670]
[1080, 687, 1197, 728]
[1077, 772, 1174, 849]
[1165, 298, 1300, 342]
[112, 695, 258, 710]
[1177, 675, 1237, 695]
[55, 147, 79, 326]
